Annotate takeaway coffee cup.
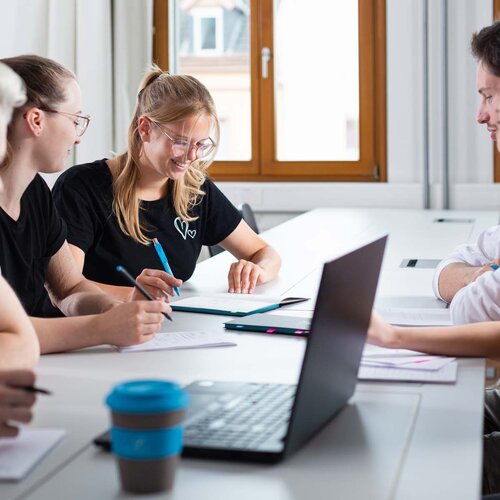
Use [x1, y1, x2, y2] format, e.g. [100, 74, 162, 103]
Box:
[105, 380, 189, 493]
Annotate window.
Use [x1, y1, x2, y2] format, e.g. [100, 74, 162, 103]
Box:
[153, 0, 386, 181]
[192, 8, 223, 54]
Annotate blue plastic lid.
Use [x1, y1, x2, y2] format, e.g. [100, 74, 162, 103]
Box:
[105, 380, 189, 414]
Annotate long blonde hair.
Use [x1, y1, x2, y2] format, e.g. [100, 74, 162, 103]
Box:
[113, 67, 220, 245]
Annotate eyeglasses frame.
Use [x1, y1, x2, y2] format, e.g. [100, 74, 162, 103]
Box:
[40, 107, 91, 137]
[151, 120, 216, 160]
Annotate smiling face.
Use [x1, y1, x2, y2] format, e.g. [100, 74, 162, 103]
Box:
[138, 113, 213, 182]
[476, 62, 500, 145]
[34, 78, 83, 174]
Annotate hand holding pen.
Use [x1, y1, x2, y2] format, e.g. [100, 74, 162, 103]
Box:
[117, 266, 173, 321]
[0, 370, 49, 438]
[126, 238, 181, 301]
[131, 268, 182, 302]
[152, 238, 181, 296]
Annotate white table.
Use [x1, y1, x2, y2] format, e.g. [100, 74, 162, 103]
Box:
[2, 208, 497, 500]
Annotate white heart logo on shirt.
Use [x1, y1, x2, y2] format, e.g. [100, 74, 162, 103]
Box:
[174, 217, 196, 240]
[174, 217, 188, 239]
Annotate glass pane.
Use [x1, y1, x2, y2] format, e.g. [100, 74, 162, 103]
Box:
[274, 0, 359, 161]
[173, 1, 252, 161]
[201, 18, 216, 50]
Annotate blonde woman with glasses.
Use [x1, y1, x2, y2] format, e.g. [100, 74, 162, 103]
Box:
[52, 68, 281, 299]
[0, 55, 171, 354]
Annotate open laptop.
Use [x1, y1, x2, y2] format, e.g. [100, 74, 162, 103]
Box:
[181, 235, 387, 463]
[94, 236, 386, 462]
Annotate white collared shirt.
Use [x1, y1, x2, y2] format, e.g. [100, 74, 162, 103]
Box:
[433, 225, 500, 324]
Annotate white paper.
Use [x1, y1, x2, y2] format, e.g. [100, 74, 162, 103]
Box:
[362, 344, 456, 371]
[171, 294, 281, 314]
[376, 307, 452, 326]
[118, 331, 237, 353]
[0, 428, 65, 481]
[358, 361, 458, 383]
[363, 344, 427, 358]
[361, 356, 455, 371]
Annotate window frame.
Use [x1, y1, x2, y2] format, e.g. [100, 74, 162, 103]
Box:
[153, 0, 387, 182]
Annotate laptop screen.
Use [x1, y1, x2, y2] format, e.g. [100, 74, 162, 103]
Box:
[284, 236, 387, 457]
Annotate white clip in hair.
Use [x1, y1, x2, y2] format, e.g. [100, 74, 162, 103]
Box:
[0, 62, 27, 113]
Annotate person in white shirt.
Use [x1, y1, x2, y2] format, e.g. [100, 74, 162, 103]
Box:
[434, 22, 500, 325]
[370, 21, 500, 496]
[434, 227, 500, 324]
[0, 62, 39, 436]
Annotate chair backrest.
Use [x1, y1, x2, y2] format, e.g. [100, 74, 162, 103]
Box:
[207, 203, 259, 257]
[239, 203, 259, 234]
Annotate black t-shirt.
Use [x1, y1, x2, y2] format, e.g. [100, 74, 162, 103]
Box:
[52, 159, 242, 286]
[0, 174, 67, 316]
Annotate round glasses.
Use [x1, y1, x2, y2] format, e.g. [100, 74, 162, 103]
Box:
[41, 108, 91, 137]
[153, 122, 216, 160]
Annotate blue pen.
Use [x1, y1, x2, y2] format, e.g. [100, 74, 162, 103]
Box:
[152, 238, 181, 296]
[491, 264, 499, 270]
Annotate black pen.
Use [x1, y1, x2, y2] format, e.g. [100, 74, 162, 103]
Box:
[116, 265, 173, 322]
[22, 386, 52, 395]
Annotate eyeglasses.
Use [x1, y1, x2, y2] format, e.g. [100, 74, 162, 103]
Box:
[41, 108, 91, 137]
[153, 122, 216, 160]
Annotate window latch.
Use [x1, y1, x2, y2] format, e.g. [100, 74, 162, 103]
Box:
[261, 47, 271, 79]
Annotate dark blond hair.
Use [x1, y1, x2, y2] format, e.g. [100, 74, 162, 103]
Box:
[113, 67, 219, 245]
[0, 55, 75, 169]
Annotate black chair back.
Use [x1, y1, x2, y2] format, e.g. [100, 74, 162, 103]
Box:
[208, 203, 259, 257]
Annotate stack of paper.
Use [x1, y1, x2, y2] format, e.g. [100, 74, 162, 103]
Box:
[375, 307, 451, 326]
[359, 344, 457, 383]
[118, 331, 237, 353]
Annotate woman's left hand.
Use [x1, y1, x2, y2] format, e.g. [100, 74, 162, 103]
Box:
[228, 260, 264, 294]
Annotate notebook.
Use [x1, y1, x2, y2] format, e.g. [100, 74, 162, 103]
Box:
[179, 235, 387, 463]
[0, 429, 65, 480]
[117, 331, 237, 353]
[224, 313, 311, 336]
[170, 295, 309, 317]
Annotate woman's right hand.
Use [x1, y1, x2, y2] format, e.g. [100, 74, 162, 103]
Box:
[0, 370, 37, 437]
[93, 300, 171, 347]
[128, 269, 182, 301]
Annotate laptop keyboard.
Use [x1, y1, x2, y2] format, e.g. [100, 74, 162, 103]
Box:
[184, 383, 297, 450]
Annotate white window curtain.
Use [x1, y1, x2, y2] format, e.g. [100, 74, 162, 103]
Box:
[0, 0, 152, 184]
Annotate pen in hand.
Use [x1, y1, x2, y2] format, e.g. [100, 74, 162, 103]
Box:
[116, 265, 173, 322]
[152, 238, 181, 296]
[20, 386, 52, 395]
